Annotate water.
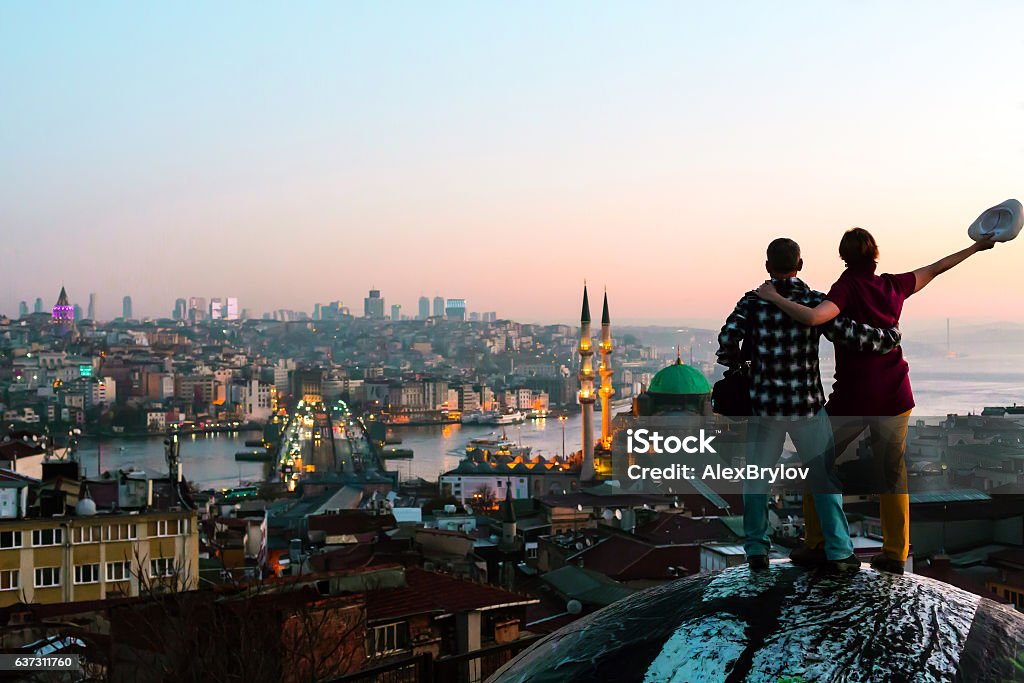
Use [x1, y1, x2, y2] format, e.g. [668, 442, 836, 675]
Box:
[385, 417, 588, 482]
[74, 355, 1024, 487]
[77, 431, 267, 491]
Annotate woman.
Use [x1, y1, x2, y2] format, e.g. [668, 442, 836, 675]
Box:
[755, 228, 996, 573]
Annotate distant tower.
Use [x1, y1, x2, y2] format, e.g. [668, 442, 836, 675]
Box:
[52, 286, 75, 335]
[87, 293, 97, 321]
[18, 301, 27, 318]
[598, 290, 615, 449]
[34, 297, 43, 314]
[578, 285, 596, 482]
[418, 296, 430, 320]
[122, 295, 133, 320]
[500, 480, 517, 548]
[433, 296, 445, 318]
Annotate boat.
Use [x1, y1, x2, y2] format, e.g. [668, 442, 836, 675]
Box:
[479, 409, 526, 425]
[235, 449, 273, 462]
[381, 447, 414, 459]
[244, 439, 265, 447]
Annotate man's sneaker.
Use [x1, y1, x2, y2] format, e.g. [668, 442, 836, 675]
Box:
[789, 545, 827, 567]
[748, 555, 770, 572]
[870, 553, 905, 575]
[824, 554, 861, 574]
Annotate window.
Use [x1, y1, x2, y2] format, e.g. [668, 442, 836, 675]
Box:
[369, 622, 409, 657]
[32, 528, 62, 547]
[105, 523, 137, 541]
[150, 558, 175, 578]
[0, 569, 18, 591]
[155, 520, 171, 537]
[74, 563, 100, 584]
[176, 518, 188, 535]
[34, 567, 60, 588]
[0, 531, 22, 549]
[106, 561, 131, 582]
[72, 526, 101, 544]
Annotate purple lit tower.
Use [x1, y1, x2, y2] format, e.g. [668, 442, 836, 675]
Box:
[52, 286, 75, 336]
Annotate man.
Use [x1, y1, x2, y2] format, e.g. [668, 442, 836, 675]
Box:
[717, 238, 902, 573]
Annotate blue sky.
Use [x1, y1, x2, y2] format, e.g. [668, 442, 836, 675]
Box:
[2, 2, 1022, 325]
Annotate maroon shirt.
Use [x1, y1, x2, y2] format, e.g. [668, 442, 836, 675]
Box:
[824, 264, 916, 416]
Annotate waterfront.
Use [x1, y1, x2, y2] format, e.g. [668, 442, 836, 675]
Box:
[73, 355, 1024, 491]
[77, 432, 267, 491]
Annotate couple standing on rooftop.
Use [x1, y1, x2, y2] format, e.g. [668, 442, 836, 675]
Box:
[716, 226, 997, 574]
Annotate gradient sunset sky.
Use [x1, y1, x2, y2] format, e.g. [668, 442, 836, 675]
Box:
[2, 2, 1022, 327]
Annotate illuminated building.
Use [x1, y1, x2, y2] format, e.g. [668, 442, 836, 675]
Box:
[578, 285, 596, 482]
[598, 291, 614, 449]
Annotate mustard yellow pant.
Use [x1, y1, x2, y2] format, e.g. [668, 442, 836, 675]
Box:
[804, 410, 912, 562]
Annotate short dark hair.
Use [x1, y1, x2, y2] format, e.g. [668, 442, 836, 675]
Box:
[766, 238, 801, 273]
[839, 228, 879, 267]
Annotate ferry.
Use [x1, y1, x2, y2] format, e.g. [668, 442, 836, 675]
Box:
[234, 448, 274, 462]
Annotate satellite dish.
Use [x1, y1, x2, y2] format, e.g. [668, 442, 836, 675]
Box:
[575, 542, 584, 550]
[614, 509, 623, 521]
[465, 506, 474, 515]
[602, 509, 614, 521]
[566, 599, 582, 615]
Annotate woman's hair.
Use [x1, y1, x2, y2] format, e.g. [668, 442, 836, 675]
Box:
[839, 227, 879, 267]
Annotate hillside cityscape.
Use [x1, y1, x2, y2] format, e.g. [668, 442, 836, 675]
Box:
[0, 283, 1021, 680]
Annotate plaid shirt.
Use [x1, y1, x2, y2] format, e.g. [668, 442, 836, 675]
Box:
[716, 277, 902, 417]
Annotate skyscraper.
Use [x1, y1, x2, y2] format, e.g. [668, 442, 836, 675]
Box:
[173, 298, 187, 321]
[122, 295, 133, 320]
[364, 290, 385, 319]
[418, 296, 430, 320]
[34, 298, 43, 314]
[74, 304, 84, 321]
[226, 297, 239, 320]
[209, 298, 223, 320]
[18, 302, 28, 318]
[88, 293, 97, 321]
[390, 304, 401, 321]
[188, 297, 206, 323]
[432, 296, 445, 318]
[445, 298, 466, 321]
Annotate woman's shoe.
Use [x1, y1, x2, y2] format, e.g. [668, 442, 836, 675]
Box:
[870, 553, 905, 574]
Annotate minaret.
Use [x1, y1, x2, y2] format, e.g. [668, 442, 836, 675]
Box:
[578, 285, 596, 481]
[598, 290, 614, 449]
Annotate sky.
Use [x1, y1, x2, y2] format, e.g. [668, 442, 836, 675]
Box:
[2, 2, 1023, 327]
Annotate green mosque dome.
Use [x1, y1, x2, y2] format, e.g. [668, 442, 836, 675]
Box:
[647, 357, 711, 396]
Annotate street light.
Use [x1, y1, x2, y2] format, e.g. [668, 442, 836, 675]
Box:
[559, 415, 567, 458]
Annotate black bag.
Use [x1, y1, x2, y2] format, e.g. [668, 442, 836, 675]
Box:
[712, 302, 754, 417]
[712, 368, 752, 417]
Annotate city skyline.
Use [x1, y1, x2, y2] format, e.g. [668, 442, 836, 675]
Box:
[2, 3, 1023, 325]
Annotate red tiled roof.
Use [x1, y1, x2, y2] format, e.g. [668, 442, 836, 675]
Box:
[571, 534, 699, 580]
[308, 512, 397, 535]
[634, 513, 738, 545]
[364, 568, 538, 623]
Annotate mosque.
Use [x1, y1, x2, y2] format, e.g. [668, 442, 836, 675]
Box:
[576, 284, 711, 483]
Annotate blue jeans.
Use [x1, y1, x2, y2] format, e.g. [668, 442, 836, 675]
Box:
[743, 410, 853, 561]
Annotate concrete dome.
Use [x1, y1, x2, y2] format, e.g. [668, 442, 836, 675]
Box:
[491, 562, 1024, 682]
[75, 497, 97, 517]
